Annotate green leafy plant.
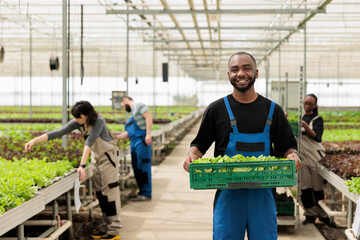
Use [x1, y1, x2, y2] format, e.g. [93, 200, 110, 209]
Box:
[0, 158, 73, 215]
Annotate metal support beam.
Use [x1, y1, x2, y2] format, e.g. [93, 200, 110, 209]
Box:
[29, 19, 32, 118]
[107, 8, 326, 15]
[188, 0, 207, 65]
[62, 0, 68, 149]
[66, 191, 74, 240]
[155, 47, 272, 51]
[126, 4, 130, 96]
[131, 26, 296, 31]
[145, 39, 281, 43]
[168, 53, 263, 57]
[259, 0, 331, 64]
[158, 0, 198, 66]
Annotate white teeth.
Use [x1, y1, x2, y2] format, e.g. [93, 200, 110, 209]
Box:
[237, 79, 247, 83]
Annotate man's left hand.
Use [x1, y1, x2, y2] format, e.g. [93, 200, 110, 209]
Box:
[287, 152, 302, 171]
[145, 134, 152, 145]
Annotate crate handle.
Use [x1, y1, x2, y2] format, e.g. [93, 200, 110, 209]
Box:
[227, 182, 261, 188]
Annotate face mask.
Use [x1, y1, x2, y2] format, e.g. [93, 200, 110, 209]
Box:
[124, 104, 132, 113]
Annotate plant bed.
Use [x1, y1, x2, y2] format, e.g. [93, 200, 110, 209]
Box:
[323, 140, 360, 155]
[320, 154, 360, 179]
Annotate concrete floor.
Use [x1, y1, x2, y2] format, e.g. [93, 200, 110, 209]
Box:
[119, 121, 325, 240]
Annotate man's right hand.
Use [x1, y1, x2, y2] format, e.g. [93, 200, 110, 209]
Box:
[183, 147, 203, 173]
[183, 155, 193, 173]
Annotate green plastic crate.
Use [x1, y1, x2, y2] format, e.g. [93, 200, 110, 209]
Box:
[189, 160, 296, 190]
[289, 121, 299, 137]
[276, 201, 295, 215]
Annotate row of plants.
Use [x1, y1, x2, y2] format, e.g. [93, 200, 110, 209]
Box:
[318, 111, 360, 193]
[322, 129, 360, 141]
[0, 123, 159, 132]
[0, 112, 179, 121]
[0, 105, 198, 114]
[0, 158, 73, 215]
[285, 111, 360, 192]
[0, 131, 85, 164]
[0, 130, 131, 161]
[0, 128, 131, 215]
[287, 110, 360, 123]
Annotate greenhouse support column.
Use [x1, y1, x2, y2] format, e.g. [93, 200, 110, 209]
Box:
[285, 72, 288, 113]
[176, 60, 180, 114]
[67, 0, 71, 121]
[62, 0, 68, 149]
[29, 19, 32, 118]
[167, 59, 170, 116]
[152, 17, 157, 118]
[336, 50, 340, 109]
[66, 191, 74, 240]
[88, 180, 94, 219]
[17, 224, 24, 240]
[98, 51, 101, 112]
[297, 66, 304, 227]
[278, 46, 281, 106]
[348, 200, 353, 229]
[265, 58, 269, 98]
[21, 49, 24, 111]
[125, 4, 129, 96]
[303, 2, 307, 96]
[71, 42, 75, 105]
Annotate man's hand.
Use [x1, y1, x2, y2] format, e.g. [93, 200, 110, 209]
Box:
[287, 152, 302, 171]
[145, 134, 152, 145]
[183, 153, 200, 173]
[183, 155, 193, 173]
[184, 146, 203, 173]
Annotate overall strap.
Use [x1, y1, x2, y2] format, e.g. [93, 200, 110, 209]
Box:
[223, 96, 239, 133]
[264, 101, 275, 133]
[309, 115, 320, 130]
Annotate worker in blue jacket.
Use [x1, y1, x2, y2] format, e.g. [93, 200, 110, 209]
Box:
[183, 52, 302, 240]
[116, 96, 152, 201]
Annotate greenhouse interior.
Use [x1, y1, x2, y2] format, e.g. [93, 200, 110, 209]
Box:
[0, 0, 360, 240]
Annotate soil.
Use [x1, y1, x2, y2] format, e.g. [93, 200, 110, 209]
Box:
[315, 222, 347, 240]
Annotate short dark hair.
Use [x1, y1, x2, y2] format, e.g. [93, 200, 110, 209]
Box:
[122, 96, 133, 102]
[71, 101, 98, 126]
[228, 52, 257, 67]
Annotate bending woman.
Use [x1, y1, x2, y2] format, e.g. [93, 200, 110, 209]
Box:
[300, 94, 335, 228]
[25, 101, 121, 240]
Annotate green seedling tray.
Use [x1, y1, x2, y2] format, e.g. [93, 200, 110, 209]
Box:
[277, 201, 295, 215]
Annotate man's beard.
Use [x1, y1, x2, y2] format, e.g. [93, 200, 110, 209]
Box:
[124, 104, 132, 113]
[230, 76, 256, 93]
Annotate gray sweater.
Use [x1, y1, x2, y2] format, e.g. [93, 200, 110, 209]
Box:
[47, 115, 112, 147]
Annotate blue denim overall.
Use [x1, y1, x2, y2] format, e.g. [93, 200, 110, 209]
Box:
[125, 114, 152, 198]
[213, 96, 277, 240]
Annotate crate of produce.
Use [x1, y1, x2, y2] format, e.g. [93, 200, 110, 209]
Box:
[289, 121, 299, 136]
[189, 155, 296, 190]
[276, 193, 295, 215]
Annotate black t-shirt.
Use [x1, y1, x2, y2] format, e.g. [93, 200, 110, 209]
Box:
[191, 94, 297, 157]
[302, 113, 324, 142]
